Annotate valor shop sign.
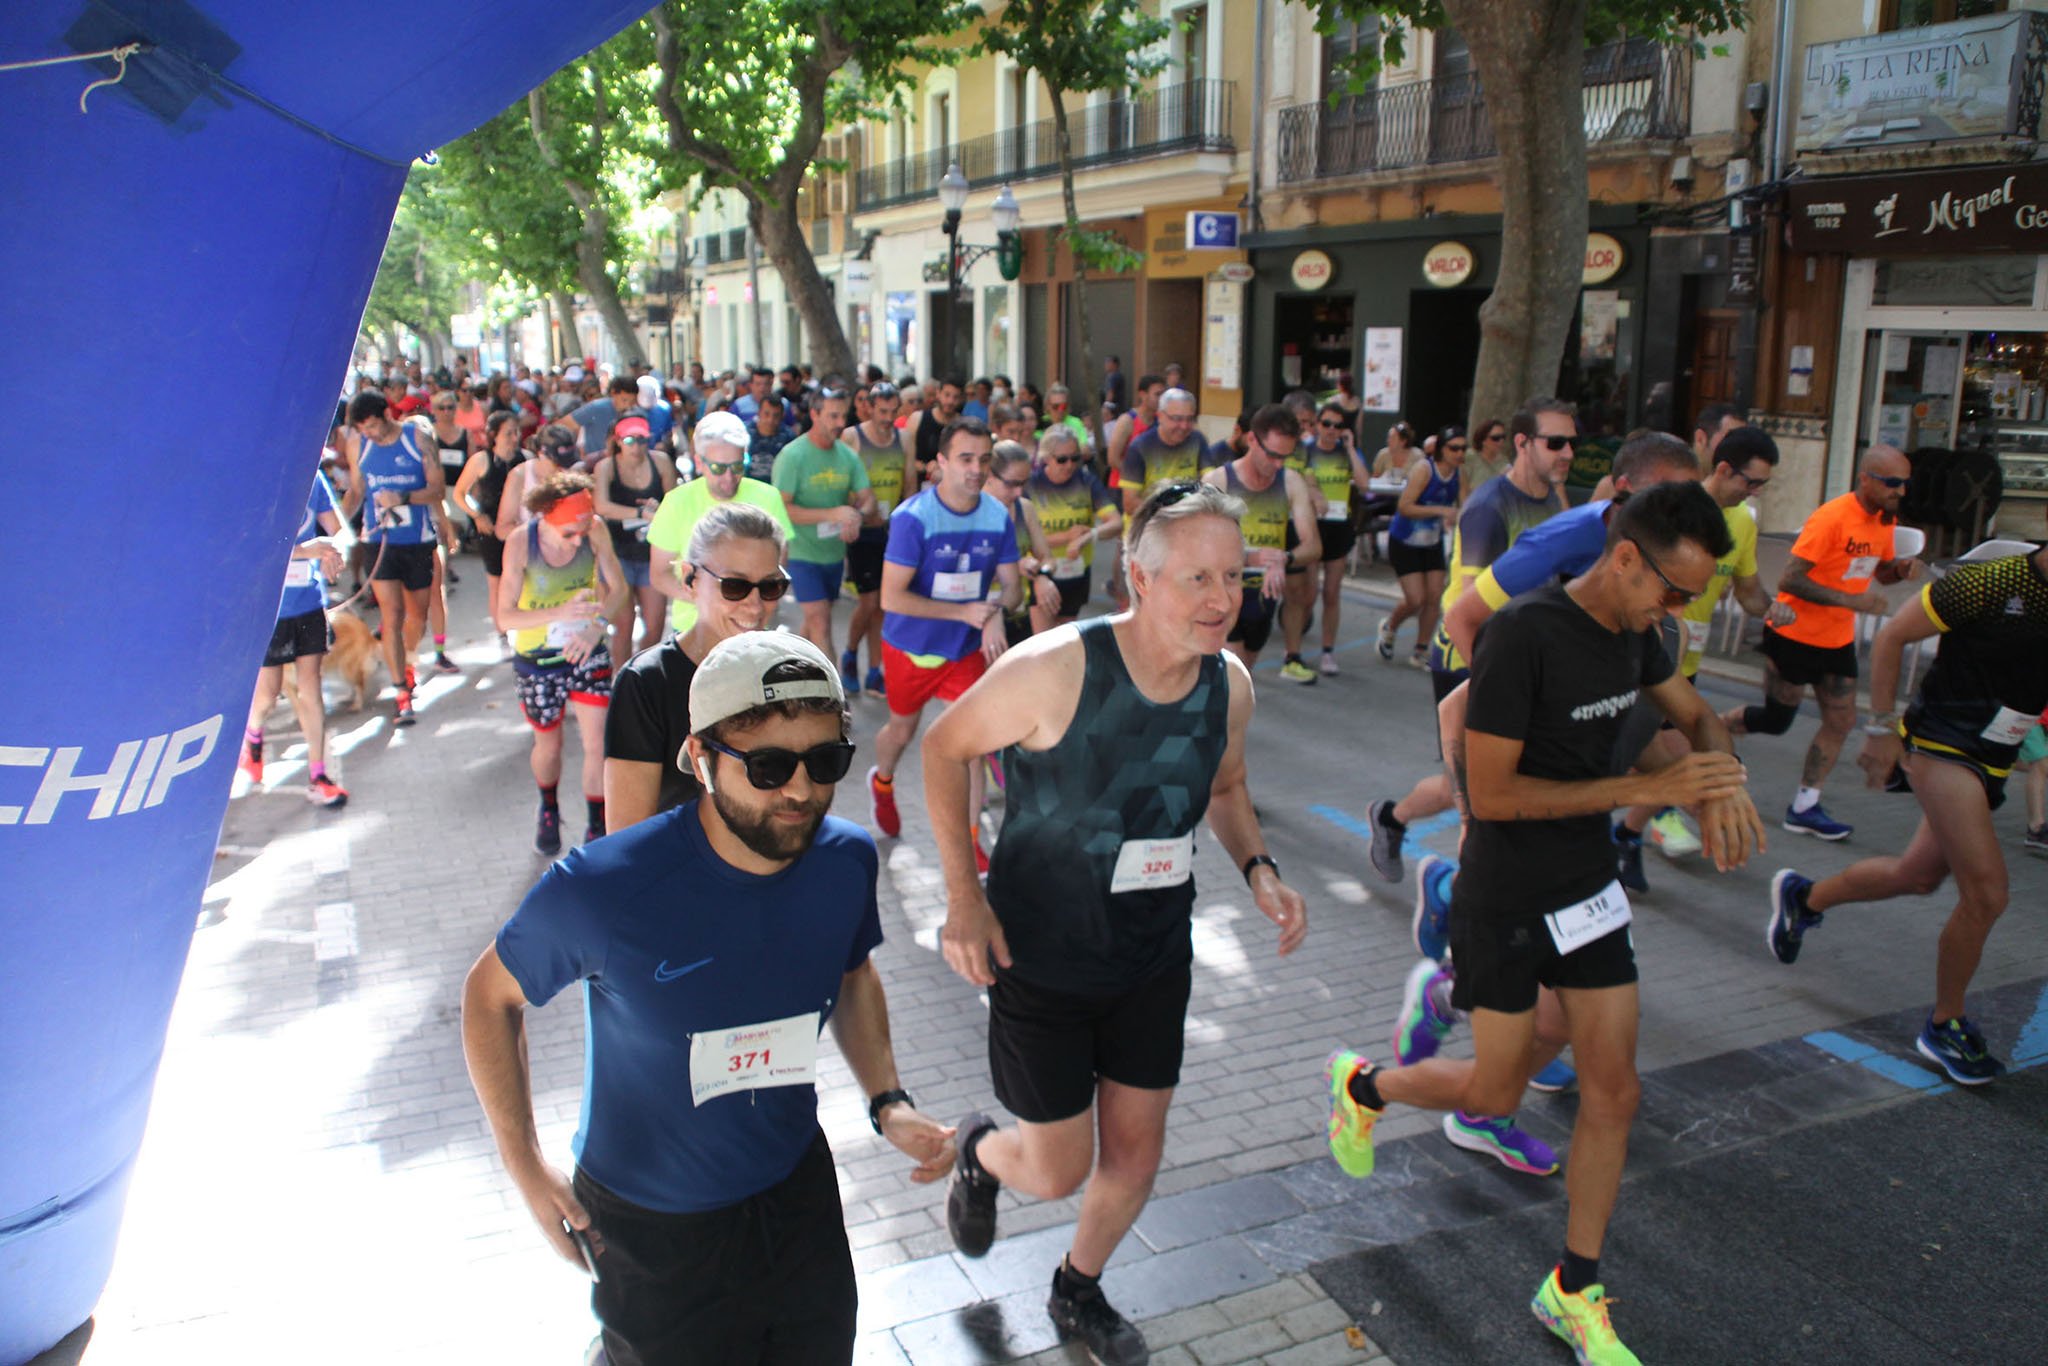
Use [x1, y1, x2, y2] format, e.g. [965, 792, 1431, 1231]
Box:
[1788, 162, 2048, 254]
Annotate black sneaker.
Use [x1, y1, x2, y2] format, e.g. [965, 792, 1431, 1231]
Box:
[1612, 821, 1648, 894]
[1367, 800, 1405, 884]
[536, 806, 563, 857]
[947, 1112, 1000, 1257]
[1048, 1267, 1150, 1365]
[1766, 869, 1822, 965]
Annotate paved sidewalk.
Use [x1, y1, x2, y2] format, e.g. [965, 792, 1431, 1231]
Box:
[57, 562, 2048, 1365]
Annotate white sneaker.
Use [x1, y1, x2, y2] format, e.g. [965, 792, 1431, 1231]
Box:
[1319, 652, 1340, 677]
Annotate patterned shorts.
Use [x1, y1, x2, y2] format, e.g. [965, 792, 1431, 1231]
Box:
[514, 645, 613, 731]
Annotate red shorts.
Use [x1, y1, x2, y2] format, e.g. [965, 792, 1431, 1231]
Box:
[881, 641, 987, 717]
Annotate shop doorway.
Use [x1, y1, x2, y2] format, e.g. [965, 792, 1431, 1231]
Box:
[928, 289, 973, 380]
[1062, 278, 1135, 410]
[1273, 293, 1355, 395]
[1685, 308, 1741, 423]
[1145, 279, 1203, 383]
[1405, 288, 1485, 434]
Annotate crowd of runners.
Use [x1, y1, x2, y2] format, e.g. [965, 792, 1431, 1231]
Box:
[240, 353, 2046, 1366]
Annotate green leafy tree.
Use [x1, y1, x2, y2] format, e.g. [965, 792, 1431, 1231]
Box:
[1313, 0, 1748, 474]
[360, 177, 471, 367]
[648, 0, 980, 378]
[981, 0, 1172, 415]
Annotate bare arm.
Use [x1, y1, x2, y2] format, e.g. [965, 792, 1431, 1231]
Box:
[461, 945, 592, 1267]
[1395, 460, 1452, 519]
[452, 450, 490, 521]
[494, 464, 529, 540]
[1645, 672, 1767, 870]
[1204, 655, 1308, 956]
[601, 759, 664, 833]
[1730, 571, 1776, 619]
[879, 559, 993, 625]
[1443, 586, 1492, 667]
[1779, 555, 1886, 613]
[1285, 471, 1323, 566]
[1464, 728, 1745, 823]
[830, 958, 956, 1184]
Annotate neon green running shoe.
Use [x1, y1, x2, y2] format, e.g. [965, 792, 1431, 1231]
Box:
[1323, 1049, 1381, 1178]
[1647, 808, 1701, 859]
[1531, 1268, 1640, 1365]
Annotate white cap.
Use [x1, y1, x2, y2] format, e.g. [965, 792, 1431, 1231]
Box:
[637, 375, 662, 406]
[694, 410, 750, 455]
[564, 364, 585, 383]
[689, 629, 844, 735]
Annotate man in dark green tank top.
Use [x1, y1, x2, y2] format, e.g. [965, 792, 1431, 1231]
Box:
[916, 481, 1310, 1366]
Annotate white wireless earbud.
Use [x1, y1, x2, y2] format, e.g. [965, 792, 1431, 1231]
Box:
[694, 757, 715, 792]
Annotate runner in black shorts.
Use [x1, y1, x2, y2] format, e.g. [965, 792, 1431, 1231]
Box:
[1304, 400, 1375, 676]
[923, 482, 1307, 1366]
[1202, 405, 1320, 672]
[1769, 536, 2048, 1084]
[1324, 482, 1762, 1364]
[452, 411, 526, 637]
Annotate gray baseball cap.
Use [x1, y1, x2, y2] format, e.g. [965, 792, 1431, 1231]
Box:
[688, 629, 844, 736]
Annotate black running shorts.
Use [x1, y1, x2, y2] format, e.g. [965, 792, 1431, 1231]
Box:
[1228, 589, 1277, 653]
[1759, 628, 1858, 686]
[845, 534, 887, 595]
[1318, 518, 1357, 564]
[370, 541, 438, 591]
[987, 962, 1193, 1123]
[263, 608, 330, 667]
[1388, 538, 1445, 578]
[1449, 913, 1637, 1015]
[573, 1133, 856, 1366]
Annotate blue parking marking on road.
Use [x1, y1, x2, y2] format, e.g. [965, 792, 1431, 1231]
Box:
[2012, 981, 2048, 1068]
[1802, 1030, 1951, 1095]
[1309, 805, 1461, 863]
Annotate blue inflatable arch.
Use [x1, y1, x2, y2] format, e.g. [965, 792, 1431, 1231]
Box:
[2, 5, 650, 1358]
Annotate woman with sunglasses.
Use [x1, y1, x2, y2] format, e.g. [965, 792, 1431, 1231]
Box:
[1381, 425, 1467, 668]
[452, 411, 527, 638]
[1028, 426, 1121, 626]
[593, 415, 680, 662]
[498, 470, 629, 855]
[988, 442, 1061, 642]
[604, 502, 790, 832]
[1470, 418, 1508, 474]
[1304, 400, 1376, 676]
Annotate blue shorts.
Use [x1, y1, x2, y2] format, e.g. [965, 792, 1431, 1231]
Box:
[787, 558, 845, 604]
[618, 557, 651, 590]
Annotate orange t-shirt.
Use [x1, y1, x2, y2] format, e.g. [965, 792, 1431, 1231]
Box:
[1772, 491, 1894, 650]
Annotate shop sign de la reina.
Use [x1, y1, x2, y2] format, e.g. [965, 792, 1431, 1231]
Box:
[1795, 10, 2048, 153]
[1788, 161, 2048, 253]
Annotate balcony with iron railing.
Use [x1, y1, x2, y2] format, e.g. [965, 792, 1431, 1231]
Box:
[856, 79, 1236, 212]
[1275, 40, 1689, 185]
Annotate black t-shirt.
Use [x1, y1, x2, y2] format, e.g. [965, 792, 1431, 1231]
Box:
[1908, 553, 2048, 767]
[604, 637, 704, 815]
[1460, 585, 1674, 919]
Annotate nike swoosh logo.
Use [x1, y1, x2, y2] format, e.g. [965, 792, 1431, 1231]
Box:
[654, 956, 713, 982]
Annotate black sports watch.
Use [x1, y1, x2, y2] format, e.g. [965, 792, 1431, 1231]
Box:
[1241, 854, 1279, 885]
[868, 1088, 913, 1134]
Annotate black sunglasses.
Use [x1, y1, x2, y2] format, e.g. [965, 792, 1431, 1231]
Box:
[1151, 480, 1202, 511]
[701, 738, 856, 790]
[702, 458, 744, 476]
[1535, 434, 1576, 451]
[1627, 537, 1701, 607]
[1049, 455, 1080, 465]
[1318, 419, 1347, 429]
[1868, 474, 1910, 489]
[693, 564, 791, 602]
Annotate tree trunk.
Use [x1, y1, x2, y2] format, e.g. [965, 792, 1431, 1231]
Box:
[754, 196, 855, 378]
[577, 240, 646, 369]
[551, 290, 582, 365]
[1446, 0, 1590, 482]
[1048, 87, 1096, 422]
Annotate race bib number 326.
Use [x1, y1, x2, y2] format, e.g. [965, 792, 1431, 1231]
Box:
[688, 1010, 820, 1106]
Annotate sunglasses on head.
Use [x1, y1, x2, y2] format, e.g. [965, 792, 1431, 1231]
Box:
[700, 737, 856, 790]
[693, 563, 791, 602]
[1627, 537, 1701, 607]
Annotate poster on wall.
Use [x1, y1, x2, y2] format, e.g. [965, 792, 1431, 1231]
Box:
[1579, 290, 1619, 362]
[1362, 327, 1401, 411]
[1203, 278, 1243, 389]
[1876, 404, 1911, 448]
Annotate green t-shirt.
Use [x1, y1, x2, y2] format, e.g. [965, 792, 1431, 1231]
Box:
[647, 476, 794, 633]
[772, 438, 870, 564]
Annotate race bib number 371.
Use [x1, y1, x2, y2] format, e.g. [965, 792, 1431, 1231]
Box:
[688, 1010, 820, 1106]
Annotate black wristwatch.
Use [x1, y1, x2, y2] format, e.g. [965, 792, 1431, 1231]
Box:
[868, 1088, 913, 1134]
[1241, 854, 1279, 885]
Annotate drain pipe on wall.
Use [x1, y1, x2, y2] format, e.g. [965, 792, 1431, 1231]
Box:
[1247, 0, 1268, 233]
[1766, 0, 1797, 184]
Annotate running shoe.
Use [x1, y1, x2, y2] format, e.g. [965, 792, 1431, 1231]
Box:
[1392, 958, 1456, 1065]
[1319, 651, 1340, 677]
[946, 1112, 1000, 1256]
[1766, 869, 1822, 965]
[1782, 802, 1852, 841]
[1412, 855, 1453, 961]
[393, 688, 416, 727]
[868, 767, 900, 837]
[1323, 1049, 1381, 1178]
[1279, 658, 1318, 685]
[1528, 1059, 1578, 1093]
[404, 664, 418, 691]
[1047, 1268, 1149, 1366]
[1443, 1112, 1559, 1176]
[237, 745, 263, 786]
[1612, 821, 1648, 895]
[1531, 1268, 1640, 1366]
[1367, 799, 1405, 883]
[445, 564, 460, 585]
[2025, 824, 2048, 856]
[1646, 808, 1701, 858]
[1916, 1015, 2007, 1085]
[432, 652, 461, 675]
[584, 813, 607, 844]
[535, 805, 562, 857]
[306, 775, 349, 809]
[1376, 617, 1396, 660]
[1406, 649, 1428, 671]
[864, 666, 886, 698]
[838, 649, 860, 695]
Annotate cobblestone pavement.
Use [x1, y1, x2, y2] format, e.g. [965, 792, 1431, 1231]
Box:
[64, 557, 2048, 1365]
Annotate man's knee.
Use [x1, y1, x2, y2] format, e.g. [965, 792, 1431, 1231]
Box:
[1742, 695, 1801, 735]
[1576, 1072, 1640, 1127]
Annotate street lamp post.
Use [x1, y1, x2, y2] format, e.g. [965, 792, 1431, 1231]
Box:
[938, 163, 1023, 384]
